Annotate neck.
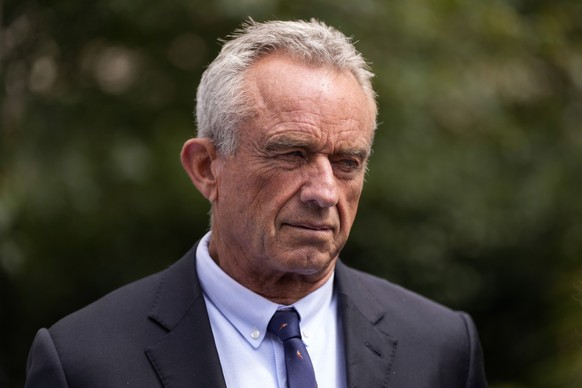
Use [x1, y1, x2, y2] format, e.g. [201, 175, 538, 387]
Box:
[246, 270, 335, 305]
[208, 237, 336, 305]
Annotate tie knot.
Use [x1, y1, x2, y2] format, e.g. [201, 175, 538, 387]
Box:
[268, 309, 302, 342]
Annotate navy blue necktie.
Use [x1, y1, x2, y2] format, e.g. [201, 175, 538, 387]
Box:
[268, 309, 317, 388]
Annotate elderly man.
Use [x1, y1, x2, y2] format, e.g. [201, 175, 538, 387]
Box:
[25, 20, 487, 388]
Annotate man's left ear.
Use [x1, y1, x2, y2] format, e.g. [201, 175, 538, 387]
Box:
[180, 138, 220, 202]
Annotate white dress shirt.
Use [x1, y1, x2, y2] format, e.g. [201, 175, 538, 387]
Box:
[196, 232, 347, 388]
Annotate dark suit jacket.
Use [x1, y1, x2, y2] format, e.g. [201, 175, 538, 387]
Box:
[25, 243, 487, 387]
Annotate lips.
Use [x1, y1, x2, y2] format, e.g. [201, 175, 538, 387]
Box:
[284, 222, 334, 232]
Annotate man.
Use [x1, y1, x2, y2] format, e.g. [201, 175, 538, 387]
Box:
[25, 19, 487, 387]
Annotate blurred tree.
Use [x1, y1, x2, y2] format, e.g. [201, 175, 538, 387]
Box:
[1, 0, 581, 387]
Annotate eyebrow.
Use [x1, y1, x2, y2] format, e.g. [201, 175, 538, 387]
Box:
[336, 147, 371, 161]
[264, 136, 310, 152]
[264, 135, 371, 160]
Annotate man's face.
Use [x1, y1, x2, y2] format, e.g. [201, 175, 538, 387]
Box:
[209, 54, 375, 285]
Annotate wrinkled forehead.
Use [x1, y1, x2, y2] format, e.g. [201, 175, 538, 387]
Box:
[244, 54, 376, 131]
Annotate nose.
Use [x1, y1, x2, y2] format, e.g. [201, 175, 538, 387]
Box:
[299, 157, 339, 208]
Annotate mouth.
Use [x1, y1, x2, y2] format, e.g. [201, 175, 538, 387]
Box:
[284, 222, 334, 232]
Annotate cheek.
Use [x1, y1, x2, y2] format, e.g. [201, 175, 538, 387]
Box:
[215, 171, 259, 222]
[235, 171, 298, 223]
[340, 181, 365, 219]
[256, 169, 303, 198]
[348, 180, 364, 201]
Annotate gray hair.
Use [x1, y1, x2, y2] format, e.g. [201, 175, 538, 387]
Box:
[195, 19, 377, 155]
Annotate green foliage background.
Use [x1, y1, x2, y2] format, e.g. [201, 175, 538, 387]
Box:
[1, 0, 582, 387]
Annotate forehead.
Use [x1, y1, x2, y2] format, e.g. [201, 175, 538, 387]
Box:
[242, 54, 375, 150]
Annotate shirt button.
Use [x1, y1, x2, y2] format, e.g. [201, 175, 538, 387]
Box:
[302, 330, 310, 338]
[250, 329, 260, 340]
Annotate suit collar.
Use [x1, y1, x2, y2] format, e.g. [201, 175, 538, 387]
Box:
[145, 243, 227, 388]
[336, 261, 398, 388]
[143, 244, 397, 388]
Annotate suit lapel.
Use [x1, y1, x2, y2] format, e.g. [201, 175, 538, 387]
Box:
[141, 246, 398, 388]
[145, 244, 227, 388]
[336, 262, 398, 388]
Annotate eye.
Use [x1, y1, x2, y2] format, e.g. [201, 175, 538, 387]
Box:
[334, 158, 361, 172]
[284, 150, 307, 160]
[273, 150, 309, 169]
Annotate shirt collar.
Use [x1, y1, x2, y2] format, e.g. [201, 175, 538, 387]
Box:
[196, 231, 335, 349]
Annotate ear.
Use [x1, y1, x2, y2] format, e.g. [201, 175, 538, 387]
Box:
[180, 138, 220, 202]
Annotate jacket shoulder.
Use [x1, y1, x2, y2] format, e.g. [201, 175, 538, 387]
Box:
[336, 262, 474, 346]
[38, 247, 200, 387]
[51, 270, 163, 334]
[336, 262, 487, 387]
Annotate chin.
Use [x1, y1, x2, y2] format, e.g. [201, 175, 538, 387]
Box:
[281, 250, 337, 275]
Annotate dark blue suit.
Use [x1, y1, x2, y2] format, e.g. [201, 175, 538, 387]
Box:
[25, 243, 487, 387]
